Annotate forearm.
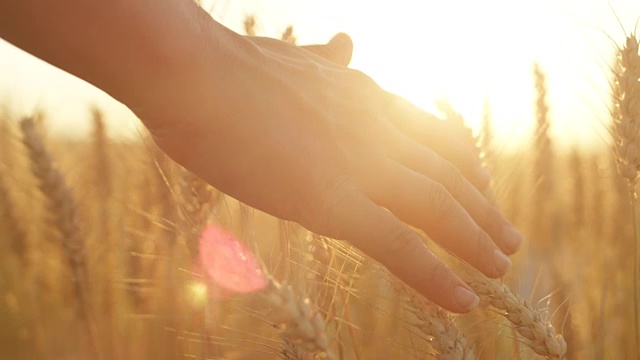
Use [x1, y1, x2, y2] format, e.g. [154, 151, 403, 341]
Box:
[0, 0, 248, 129]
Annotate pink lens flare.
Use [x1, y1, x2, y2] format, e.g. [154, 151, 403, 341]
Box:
[198, 224, 267, 296]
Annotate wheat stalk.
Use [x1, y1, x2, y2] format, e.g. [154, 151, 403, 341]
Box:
[437, 97, 567, 358]
[261, 280, 333, 360]
[532, 63, 556, 250]
[0, 173, 27, 262]
[20, 118, 88, 309]
[91, 108, 111, 201]
[177, 168, 220, 259]
[403, 288, 475, 360]
[570, 150, 585, 229]
[436, 98, 481, 160]
[20, 117, 101, 358]
[611, 33, 640, 356]
[280, 341, 312, 360]
[468, 278, 567, 359]
[244, 15, 257, 36]
[281, 25, 297, 44]
[480, 99, 494, 171]
[613, 34, 640, 184]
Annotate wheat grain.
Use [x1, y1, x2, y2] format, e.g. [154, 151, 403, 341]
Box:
[280, 341, 312, 360]
[20, 117, 101, 358]
[403, 288, 476, 360]
[612, 34, 640, 183]
[532, 63, 556, 250]
[20, 117, 88, 311]
[611, 32, 640, 358]
[468, 278, 567, 359]
[262, 280, 334, 359]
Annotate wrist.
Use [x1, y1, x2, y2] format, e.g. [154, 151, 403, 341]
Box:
[126, 8, 254, 134]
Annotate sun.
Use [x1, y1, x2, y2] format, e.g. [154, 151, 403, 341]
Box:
[324, 0, 622, 150]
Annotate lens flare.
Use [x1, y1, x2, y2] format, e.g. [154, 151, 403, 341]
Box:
[198, 224, 267, 297]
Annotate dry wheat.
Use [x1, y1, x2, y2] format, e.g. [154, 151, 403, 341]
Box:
[20, 118, 88, 311]
[0, 173, 27, 261]
[468, 278, 567, 359]
[611, 33, 640, 357]
[20, 117, 101, 358]
[612, 34, 640, 183]
[403, 288, 475, 360]
[261, 280, 333, 359]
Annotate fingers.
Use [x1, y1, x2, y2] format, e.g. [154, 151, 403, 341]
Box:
[326, 33, 353, 66]
[387, 133, 524, 254]
[382, 94, 490, 190]
[302, 177, 479, 313]
[359, 159, 512, 278]
[300, 33, 353, 66]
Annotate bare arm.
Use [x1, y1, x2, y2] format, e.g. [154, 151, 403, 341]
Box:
[0, 0, 523, 313]
[0, 0, 246, 130]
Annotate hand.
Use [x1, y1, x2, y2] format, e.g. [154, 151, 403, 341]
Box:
[142, 32, 524, 313]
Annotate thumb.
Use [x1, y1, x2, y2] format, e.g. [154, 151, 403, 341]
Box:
[300, 33, 353, 66]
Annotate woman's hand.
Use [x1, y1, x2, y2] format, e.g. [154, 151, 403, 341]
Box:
[0, 0, 523, 312]
[143, 31, 524, 313]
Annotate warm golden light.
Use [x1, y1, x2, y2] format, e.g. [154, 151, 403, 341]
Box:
[337, 0, 635, 150]
[3, 2, 640, 357]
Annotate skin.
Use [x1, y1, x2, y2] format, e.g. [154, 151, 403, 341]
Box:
[0, 0, 523, 313]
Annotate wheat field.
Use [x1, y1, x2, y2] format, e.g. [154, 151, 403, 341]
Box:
[0, 23, 639, 360]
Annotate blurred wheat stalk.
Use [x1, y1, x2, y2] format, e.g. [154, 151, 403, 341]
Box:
[611, 32, 640, 356]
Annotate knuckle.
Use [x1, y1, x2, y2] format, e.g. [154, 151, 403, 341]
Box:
[349, 137, 384, 160]
[478, 205, 501, 231]
[318, 175, 354, 204]
[303, 176, 355, 235]
[423, 257, 451, 286]
[471, 228, 493, 256]
[346, 70, 382, 99]
[381, 226, 421, 262]
[471, 229, 502, 276]
[440, 162, 466, 198]
[427, 182, 455, 222]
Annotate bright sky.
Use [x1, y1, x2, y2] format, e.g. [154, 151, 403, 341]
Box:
[1, 0, 639, 151]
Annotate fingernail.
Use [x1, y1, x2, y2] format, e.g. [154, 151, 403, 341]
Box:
[454, 286, 480, 311]
[502, 225, 524, 253]
[493, 249, 512, 276]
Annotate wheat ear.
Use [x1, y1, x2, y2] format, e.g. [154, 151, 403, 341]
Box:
[403, 288, 475, 360]
[261, 280, 333, 359]
[612, 34, 640, 183]
[20, 117, 101, 358]
[440, 89, 567, 358]
[531, 63, 556, 251]
[280, 341, 312, 360]
[20, 118, 88, 309]
[468, 278, 567, 359]
[611, 33, 640, 356]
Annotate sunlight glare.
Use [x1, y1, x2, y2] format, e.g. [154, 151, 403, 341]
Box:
[336, 0, 635, 150]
